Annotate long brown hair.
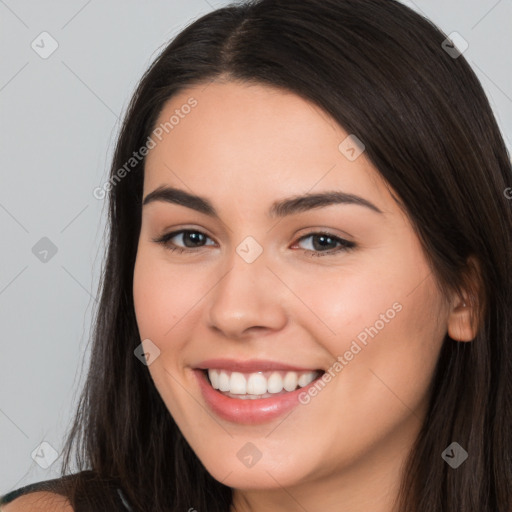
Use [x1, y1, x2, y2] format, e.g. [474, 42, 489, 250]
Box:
[53, 0, 512, 510]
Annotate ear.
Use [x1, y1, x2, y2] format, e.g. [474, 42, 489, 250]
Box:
[447, 255, 483, 342]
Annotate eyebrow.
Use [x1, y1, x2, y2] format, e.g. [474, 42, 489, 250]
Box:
[142, 185, 384, 217]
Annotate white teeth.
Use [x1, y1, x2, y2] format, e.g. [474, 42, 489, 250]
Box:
[229, 372, 246, 394]
[207, 369, 319, 397]
[208, 369, 219, 389]
[267, 372, 284, 393]
[283, 372, 298, 392]
[218, 371, 230, 392]
[298, 372, 315, 387]
[247, 373, 267, 395]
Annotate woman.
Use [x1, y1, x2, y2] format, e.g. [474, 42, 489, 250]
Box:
[2, 0, 511, 510]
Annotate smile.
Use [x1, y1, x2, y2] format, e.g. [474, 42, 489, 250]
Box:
[205, 369, 322, 399]
[193, 360, 326, 424]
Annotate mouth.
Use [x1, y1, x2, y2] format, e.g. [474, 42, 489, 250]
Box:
[202, 368, 325, 399]
[193, 362, 327, 424]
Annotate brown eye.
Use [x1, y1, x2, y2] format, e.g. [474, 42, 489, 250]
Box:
[294, 232, 356, 256]
[153, 230, 216, 252]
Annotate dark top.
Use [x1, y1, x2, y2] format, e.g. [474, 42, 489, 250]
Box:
[0, 472, 133, 511]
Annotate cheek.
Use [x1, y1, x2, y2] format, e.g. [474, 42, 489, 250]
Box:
[132, 249, 202, 420]
[317, 277, 445, 439]
[292, 252, 445, 411]
[288, 261, 407, 347]
[133, 248, 202, 340]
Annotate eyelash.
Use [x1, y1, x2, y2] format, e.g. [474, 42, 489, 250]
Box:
[152, 229, 356, 257]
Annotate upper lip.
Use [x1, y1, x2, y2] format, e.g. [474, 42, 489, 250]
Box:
[194, 358, 322, 373]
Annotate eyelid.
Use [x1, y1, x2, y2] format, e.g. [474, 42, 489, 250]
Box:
[151, 223, 217, 242]
[294, 225, 354, 242]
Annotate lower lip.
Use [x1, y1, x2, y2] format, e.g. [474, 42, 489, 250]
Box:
[193, 369, 323, 425]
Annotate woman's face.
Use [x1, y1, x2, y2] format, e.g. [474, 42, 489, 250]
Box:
[133, 80, 451, 493]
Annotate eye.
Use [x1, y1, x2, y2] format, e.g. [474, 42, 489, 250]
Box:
[153, 229, 356, 256]
[293, 232, 356, 256]
[152, 229, 216, 253]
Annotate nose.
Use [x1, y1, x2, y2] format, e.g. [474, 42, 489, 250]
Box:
[206, 248, 288, 339]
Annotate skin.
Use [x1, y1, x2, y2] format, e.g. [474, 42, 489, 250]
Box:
[132, 80, 478, 512]
[3, 492, 73, 511]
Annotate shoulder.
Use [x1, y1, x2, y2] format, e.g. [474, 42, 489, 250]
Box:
[1, 491, 73, 511]
[0, 471, 133, 512]
[0, 474, 75, 510]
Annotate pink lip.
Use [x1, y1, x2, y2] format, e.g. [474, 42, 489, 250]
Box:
[195, 358, 319, 373]
[193, 368, 324, 425]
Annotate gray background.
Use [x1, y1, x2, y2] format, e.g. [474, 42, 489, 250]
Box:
[1, 0, 511, 494]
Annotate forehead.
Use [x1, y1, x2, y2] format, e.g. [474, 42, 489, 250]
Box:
[143, 80, 395, 214]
